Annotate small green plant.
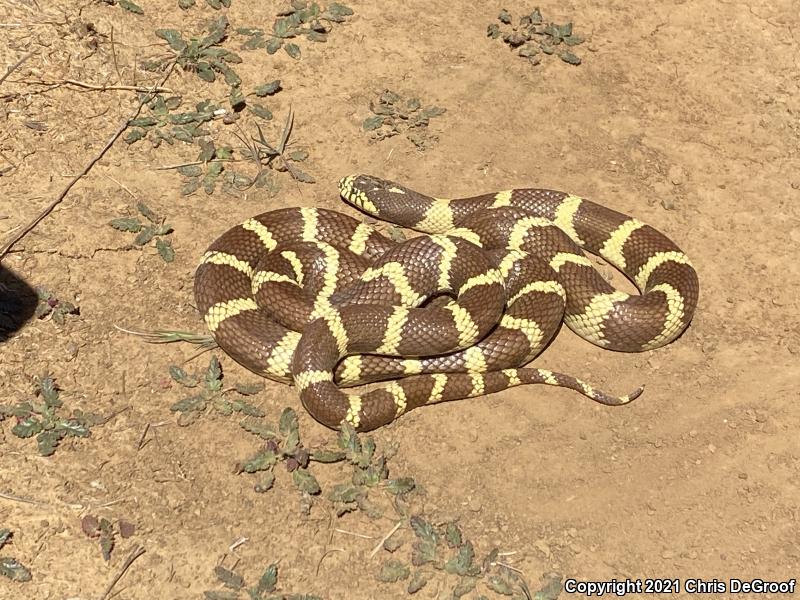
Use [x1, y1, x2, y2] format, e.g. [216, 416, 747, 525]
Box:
[109, 202, 175, 262]
[234, 108, 315, 185]
[124, 95, 218, 147]
[0, 375, 95, 456]
[374, 517, 558, 599]
[205, 560, 321, 600]
[169, 356, 267, 426]
[236, 408, 416, 517]
[33, 287, 79, 325]
[179, 0, 231, 9]
[0, 529, 31, 583]
[80, 515, 136, 561]
[362, 90, 446, 149]
[101, 0, 144, 15]
[236, 2, 354, 60]
[153, 16, 242, 85]
[488, 8, 584, 66]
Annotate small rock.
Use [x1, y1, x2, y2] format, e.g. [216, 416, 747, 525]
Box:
[535, 539, 551, 558]
[668, 165, 686, 185]
[660, 197, 676, 210]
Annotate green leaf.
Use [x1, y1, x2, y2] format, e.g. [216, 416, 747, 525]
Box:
[0, 557, 32, 582]
[325, 2, 354, 21]
[123, 128, 146, 144]
[229, 86, 246, 109]
[563, 34, 585, 46]
[133, 226, 156, 246]
[156, 239, 175, 263]
[328, 483, 361, 503]
[177, 165, 203, 177]
[309, 449, 346, 463]
[253, 80, 282, 96]
[559, 50, 581, 65]
[265, 37, 283, 54]
[0, 530, 10, 550]
[278, 407, 299, 451]
[201, 15, 229, 48]
[487, 574, 515, 595]
[234, 382, 265, 396]
[376, 559, 409, 583]
[214, 565, 244, 590]
[178, 0, 195, 8]
[385, 477, 415, 495]
[238, 449, 277, 473]
[292, 469, 320, 494]
[451, 577, 477, 598]
[240, 417, 277, 440]
[155, 29, 186, 52]
[36, 375, 60, 406]
[251, 563, 278, 595]
[288, 166, 315, 184]
[12, 416, 42, 438]
[196, 62, 216, 82]
[407, 571, 429, 594]
[228, 399, 263, 417]
[37, 429, 64, 456]
[444, 540, 475, 575]
[445, 522, 463, 547]
[254, 471, 275, 492]
[136, 202, 159, 223]
[181, 177, 202, 196]
[498, 9, 512, 24]
[109, 217, 142, 233]
[129, 116, 159, 128]
[55, 419, 91, 437]
[169, 365, 198, 386]
[362, 115, 384, 131]
[249, 104, 273, 120]
[205, 356, 223, 392]
[487, 23, 501, 39]
[197, 140, 217, 162]
[284, 43, 301, 59]
[243, 34, 266, 50]
[170, 394, 207, 413]
[221, 67, 242, 89]
[118, 0, 144, 15]
[421, 105, 446, 118]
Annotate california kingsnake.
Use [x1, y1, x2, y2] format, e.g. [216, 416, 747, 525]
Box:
[193, 175, 699, 431]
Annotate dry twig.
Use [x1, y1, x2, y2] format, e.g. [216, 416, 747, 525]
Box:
[97, 545, 146, 600]
[0, 63, 176, 259]
[0, 51, 34, 87]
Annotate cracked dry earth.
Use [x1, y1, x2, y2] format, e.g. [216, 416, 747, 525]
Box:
[0, 0, 798, 599]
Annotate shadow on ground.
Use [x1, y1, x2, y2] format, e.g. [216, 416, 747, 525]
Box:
[0, 262, 37, 342]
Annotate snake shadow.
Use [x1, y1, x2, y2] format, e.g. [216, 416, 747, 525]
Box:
[0, 262, 38, 343]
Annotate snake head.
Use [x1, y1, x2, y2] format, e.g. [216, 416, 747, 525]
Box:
[338, 174, 426, 227]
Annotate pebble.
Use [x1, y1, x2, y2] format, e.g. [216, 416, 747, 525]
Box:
[668, 165, 686, 185]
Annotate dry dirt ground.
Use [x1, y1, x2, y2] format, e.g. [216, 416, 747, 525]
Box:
[1, 0, 798, 599]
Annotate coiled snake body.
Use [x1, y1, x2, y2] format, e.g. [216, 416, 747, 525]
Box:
[194, 175, 699, 431]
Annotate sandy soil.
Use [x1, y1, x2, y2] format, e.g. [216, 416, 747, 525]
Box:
[1, 0, 798, 599]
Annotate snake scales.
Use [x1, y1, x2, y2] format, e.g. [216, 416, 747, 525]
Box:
[194, 175, 699, 431]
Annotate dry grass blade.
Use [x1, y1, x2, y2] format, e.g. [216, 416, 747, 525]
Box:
[114, 324, 216, 348]
[277, 105, 294, 155]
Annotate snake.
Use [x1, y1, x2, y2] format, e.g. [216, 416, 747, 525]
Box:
[194, 175, 699, 431]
